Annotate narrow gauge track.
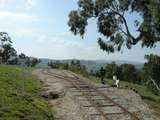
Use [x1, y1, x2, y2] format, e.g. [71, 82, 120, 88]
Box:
[42, 69, 139, 120]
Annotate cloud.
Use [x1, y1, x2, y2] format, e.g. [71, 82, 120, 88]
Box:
[0, 0, 37, 11]
[0, 11, 38, 22]
[34, 33, 106, 59]
[25, 0, 37, 10]
[0, 0, 10, 8]
[0, 10, 39, 40]
[0, 0, 105, 59]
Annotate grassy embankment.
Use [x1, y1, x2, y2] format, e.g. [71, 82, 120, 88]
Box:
[87, 75, 160, 117]
[0, 65, 54, 120]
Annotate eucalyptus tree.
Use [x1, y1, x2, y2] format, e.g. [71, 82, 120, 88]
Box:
[0, 32, 16, 64]
[1, 44, 17, 63]
[142, 54, 160, 95]
[68, 0, 160, 53]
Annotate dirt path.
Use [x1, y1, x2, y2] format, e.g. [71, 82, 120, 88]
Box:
[33, 69, 158, 120]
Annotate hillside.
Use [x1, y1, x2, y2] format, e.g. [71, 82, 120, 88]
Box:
[0, 65, 54, 120]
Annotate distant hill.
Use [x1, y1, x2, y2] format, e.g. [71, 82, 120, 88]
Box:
[37, 58, 144, 71]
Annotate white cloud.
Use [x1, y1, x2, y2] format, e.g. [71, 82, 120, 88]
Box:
[0, 0, 105, 60]
[25, 0, 37, 10]
[0, 11, 38, 22]
[0, 10, 39, 40]
[0, 0, 37, 11]
[0, 0, 10, 8]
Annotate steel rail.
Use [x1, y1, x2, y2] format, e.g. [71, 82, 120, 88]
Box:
[43, 69, 110, 120]
[42, 69, 139, 120]
[68, 71, 139, 120]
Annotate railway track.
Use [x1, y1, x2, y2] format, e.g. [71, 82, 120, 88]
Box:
[42, 69, 140, 120]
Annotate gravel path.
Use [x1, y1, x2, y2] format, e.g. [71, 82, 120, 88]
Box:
[33, 69, 159, 120]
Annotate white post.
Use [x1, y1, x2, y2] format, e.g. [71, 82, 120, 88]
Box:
[113, 75, 119, 88]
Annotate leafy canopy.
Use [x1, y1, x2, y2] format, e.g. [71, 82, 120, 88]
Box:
[68, 0, 160, 53]
[0, 32, 40, 66]
[0, 32, 16, 63]
[143, 54, 160, 95]
[143, 54, 160, 84]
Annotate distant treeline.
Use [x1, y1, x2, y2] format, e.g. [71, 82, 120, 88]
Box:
[0, 32, 40, 67]
[92, 62, 141, 83]
[92, 55, 160, 96]
[48, 60, 89, 77]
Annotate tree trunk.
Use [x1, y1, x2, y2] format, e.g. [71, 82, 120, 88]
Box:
[150, 77, 160, 94]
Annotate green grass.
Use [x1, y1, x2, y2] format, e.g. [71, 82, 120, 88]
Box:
[0, 65, 54, 120]
[88, 76, 160, 117]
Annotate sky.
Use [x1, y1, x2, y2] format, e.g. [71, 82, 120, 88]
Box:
[0, 0, 159, 62]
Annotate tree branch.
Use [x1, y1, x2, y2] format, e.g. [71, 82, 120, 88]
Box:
[119, 27, 128, 36]
[114, 12, 135, 39]
[150, 77, 160, 92]
[105, 10, 142, 45]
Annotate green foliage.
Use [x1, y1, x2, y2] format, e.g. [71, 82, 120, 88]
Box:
[0, 33, 40, 67]
[93, 62, 139, 83]
[48, 61, 69, 70]
[17, 53, 41, 67]
[48, 60, 89, 77]
[30, 58, 41, 67]
[68, 60, 89, 77]
[68, 0, 160, 53]
[25, 57, 41, 67]
[119, 64, 139, 83]
[69, 60, 81, 72]
[18, 53, 26, 59]
[0, 32, 17, 64]
[0, 65, 54, 120]
[99, 67, 106, 84]
[142, 54, 160, 95]
[1, 44, 17, 63]
[105, 62, 121, 78]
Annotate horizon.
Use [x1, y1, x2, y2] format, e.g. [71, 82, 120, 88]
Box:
[0, 0, 159, 62]
[39, 57, 144, 64]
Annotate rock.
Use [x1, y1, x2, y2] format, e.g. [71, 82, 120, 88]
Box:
[41, 83, 65, 99]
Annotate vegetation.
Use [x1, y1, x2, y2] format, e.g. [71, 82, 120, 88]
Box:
[68, 0, 160, 53]
[0, 65, 54, 120]
[0, 0, 159, 118]
[47, 54, 160, 117]
[49, 56, 160, 116]
[16, 53, 41, 67]
[142, 54, 160, 95]
[69, 60, 89, 77]
[48, 60, 89, 77]
[48, 61, 69, 70]
[47, 57, 160, 116]
[92, 54, 160, 96]
[119, 64, 140, 83]
[92, 62, 140, 84]
[0, 32, 16, 64]
[99, 67, 106, 84]
[68, 0, 160, 104]
[0, 32, 40, 67]
[78, 65, 160, 116]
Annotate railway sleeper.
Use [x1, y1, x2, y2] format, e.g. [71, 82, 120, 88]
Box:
[83, 104, 115, 108]
[90, 112, 132, 120]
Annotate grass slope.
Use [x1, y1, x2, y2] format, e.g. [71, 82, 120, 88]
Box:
[0, 65, 54, 120]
